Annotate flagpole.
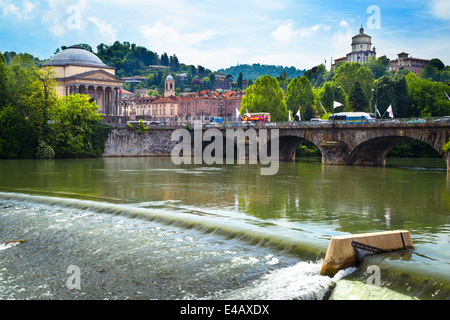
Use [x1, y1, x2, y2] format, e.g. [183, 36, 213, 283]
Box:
[332, 85, 336, 140]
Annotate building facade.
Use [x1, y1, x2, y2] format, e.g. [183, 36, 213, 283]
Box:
[332, 26, 377, 68]
[42, 45, 124, 117]
[178, 90, 244, 124]
[346, 26, 376, 63]
[389, 52, 429, 74]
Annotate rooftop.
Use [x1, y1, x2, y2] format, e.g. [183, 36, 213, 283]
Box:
[43, 45, 112, 68]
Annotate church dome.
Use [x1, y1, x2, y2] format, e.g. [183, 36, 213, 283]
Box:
[43, 45, 107, 68]
[352, 26, 372, 45]
[166, 75, 174, 81]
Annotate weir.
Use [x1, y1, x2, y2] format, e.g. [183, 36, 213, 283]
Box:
[320, 230, 414, 277]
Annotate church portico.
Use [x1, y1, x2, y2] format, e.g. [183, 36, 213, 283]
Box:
[42, 45, 124, 118]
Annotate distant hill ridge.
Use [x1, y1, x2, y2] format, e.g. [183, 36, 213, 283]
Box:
[217, 64, 306, 80]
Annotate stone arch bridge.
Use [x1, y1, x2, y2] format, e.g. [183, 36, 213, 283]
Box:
[104, 122, 450, 171]
[274, 123, 449, 170]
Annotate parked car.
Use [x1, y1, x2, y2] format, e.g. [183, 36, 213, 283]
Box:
[407, 118, 425, 124]
[381, 120, 401, 124]
[434, 116, 450, 123]
[309, 118, 330, 125]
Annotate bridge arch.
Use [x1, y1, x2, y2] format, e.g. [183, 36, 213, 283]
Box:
[347, 135, 447, 168]
[278, 135, 321, 161]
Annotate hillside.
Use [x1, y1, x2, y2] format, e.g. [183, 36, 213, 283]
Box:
[217, 64, 306, 81]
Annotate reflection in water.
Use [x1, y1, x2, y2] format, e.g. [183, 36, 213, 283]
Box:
[0, 157, 449, 299]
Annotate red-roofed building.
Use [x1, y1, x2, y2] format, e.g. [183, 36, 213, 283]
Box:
[389, 52, 429, 74]
[178, 90, 245, 124]
[122, 75, 245, 124]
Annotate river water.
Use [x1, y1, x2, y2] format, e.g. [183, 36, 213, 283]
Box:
[0, 157, 448, 300]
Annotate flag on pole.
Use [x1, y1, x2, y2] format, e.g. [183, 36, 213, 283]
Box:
[333, 101, 343, 109]
[387, 105, 394, 118]
[445, 91, 450, 101]
[235, 108, 240, 120]
[246, 109, 251, 117]
[295, 110, 301, 122]
[375, 105, 381, 118]
[319, 101, 327, 114]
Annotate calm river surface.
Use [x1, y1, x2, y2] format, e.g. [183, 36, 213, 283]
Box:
[0, 156, 448, 300]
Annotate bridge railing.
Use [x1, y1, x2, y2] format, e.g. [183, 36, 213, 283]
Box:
[197, 117, 449, 128]
[109, 116, 449, 129]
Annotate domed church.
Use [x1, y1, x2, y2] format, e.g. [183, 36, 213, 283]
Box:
[346, 25, 376, 63]
[42, 45, 124, 117]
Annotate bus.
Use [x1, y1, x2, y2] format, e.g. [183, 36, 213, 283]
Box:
[328, 112, 375, 124]
[241, 113, 271, 124]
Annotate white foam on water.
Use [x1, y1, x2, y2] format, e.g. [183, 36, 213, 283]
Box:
[212, 261, 356, 300]
[329, 279, 418, 300]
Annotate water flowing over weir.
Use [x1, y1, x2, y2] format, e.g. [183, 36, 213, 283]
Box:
[0, 192, 341, 300]
[0, 158, 449, 300]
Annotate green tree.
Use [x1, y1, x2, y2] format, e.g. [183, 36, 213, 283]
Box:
[137, 119, 149, 134]
[169, 54, 180, 71]
[406, 73, 450, 117]
[373, 75, 410, 118]
[160, 53, 169, 66]
[285, 76, 314, 118]
[190, 78, 202, 92]
[49, 94, 105, 157]
[6, 54, 37, 113]
[0, 104, 36, 158]
[348, 81, 369, 112]
[393, 75, 410, 118]
[240, 75, 287, 122]
[420, 58, 446, 82]
[304, 64, 326, 88]
[237, 72, 243, 90]
[0, 52, 10, 109]
[22, 67, 59, 143]
[318, 82, 345, 114]
[365, 56, 390, 79]
[372, 75, 395, 117]
[333, 62, 374, 103]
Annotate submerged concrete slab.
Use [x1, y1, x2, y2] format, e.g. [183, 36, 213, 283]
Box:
[320, 230, 414, 277]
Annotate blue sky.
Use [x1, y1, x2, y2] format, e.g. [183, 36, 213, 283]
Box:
[1, 0, 449, 71]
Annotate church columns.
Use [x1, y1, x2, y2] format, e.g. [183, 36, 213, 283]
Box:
[62, 83, 123, 117]
[93, 86, 98, 105]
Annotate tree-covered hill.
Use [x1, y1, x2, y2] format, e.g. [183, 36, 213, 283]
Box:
[217, 64, 306, 81]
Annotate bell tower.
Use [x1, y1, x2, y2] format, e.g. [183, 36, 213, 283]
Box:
[164, 75, 175, 97]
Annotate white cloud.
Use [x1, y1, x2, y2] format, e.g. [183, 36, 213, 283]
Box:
[299, 24, 320, 37]
[430, 0, 450, 20]
[271, 21, 322, 44]
[42, 0, 89, 36]
[87, 17, 118, 43]
[140, 21, 218, 54]
[270, 21, 295, 43]
[0, 0, 37, 20]
[140, 21, 229, 69]
[332, 19, 352, 52]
